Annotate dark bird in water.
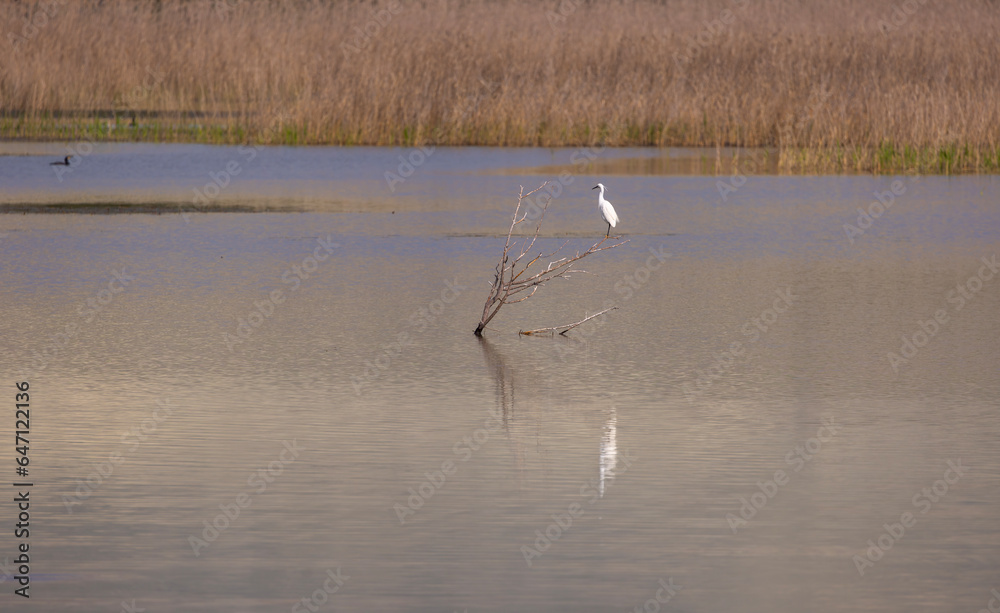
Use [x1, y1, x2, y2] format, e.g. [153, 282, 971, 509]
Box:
[50, 156, 71, 166]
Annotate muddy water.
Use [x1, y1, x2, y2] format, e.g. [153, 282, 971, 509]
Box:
[1, 144, 998, 612]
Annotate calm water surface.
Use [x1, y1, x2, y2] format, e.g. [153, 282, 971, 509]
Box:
[1, 144, 998, 612]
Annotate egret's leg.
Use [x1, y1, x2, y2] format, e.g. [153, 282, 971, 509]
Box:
[606, 223, 610, 237]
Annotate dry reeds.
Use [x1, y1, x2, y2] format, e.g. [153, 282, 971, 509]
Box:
[2, 0, 999, 172]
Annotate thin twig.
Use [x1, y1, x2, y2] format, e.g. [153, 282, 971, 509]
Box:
[518, 306, 619, 336]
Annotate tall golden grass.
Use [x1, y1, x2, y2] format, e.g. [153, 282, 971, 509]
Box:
[2, 0, 999, 172]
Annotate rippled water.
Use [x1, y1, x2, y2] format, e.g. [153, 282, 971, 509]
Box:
[1, 144, 998, 612]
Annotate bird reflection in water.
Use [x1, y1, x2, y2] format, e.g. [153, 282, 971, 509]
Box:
[599, 407, 618, 498]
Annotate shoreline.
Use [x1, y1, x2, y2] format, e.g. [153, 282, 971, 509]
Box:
[4, 0, 998, 176]
[2, 122, 996, 176]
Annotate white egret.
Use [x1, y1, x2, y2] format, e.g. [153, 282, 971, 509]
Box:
[592, 183, 619, 237]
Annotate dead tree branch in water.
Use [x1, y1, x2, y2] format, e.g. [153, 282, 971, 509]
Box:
[473, 183, 627, 336]
[518, 306, 618, 336]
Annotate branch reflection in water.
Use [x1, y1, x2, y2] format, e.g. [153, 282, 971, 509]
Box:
[477, 337, 624, 498]
[477, 337, 529, 484]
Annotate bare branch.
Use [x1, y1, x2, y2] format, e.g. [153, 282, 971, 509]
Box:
[473, 183, 630, 336]
[506, 286, 539, 304]
[518, 307, 619, 336]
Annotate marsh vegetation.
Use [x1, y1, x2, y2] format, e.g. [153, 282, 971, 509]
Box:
[3, 0, 998, 173]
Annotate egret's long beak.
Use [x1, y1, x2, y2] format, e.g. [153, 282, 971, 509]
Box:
[592, 185, 599, 190]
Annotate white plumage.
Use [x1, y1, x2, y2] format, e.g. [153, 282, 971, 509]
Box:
[592, 183, 619, 237]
